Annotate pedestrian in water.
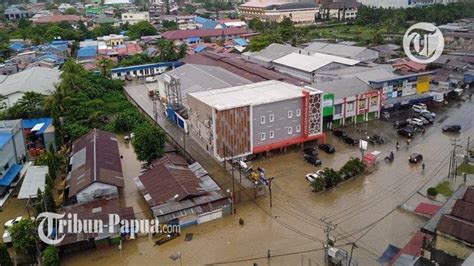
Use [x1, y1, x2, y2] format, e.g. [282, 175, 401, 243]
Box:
[422, 163, 426, 171]
[396, 141, 400, 150]
[406, 139, 410, 150]
[267, 249, 271, 259]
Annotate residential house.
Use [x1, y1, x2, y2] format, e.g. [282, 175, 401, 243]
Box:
[66, 129, 124, 204]
[319, 0, 360, 20]
[0, 120, 26, 195]
[0, 63, 19, 75]
[33, 15, 86, 25]
[444, 32, 474, 52]
[311, 77, 382, 128]
[161, 28, 252, 45]
[108, 61, 183, 80]
[272, 52, 360, 83]
[22, 118, 56, 156]
[239, 2, 319, 25]
[4, 6, 33, 20]
[0, 67, 61, 108]
[121, 12, 150, 25]
[58, 198, 134, 251]
[134, 153, 231, 227]
[422, 185, 474, 265]
[392, 58, 427, 74]
[187, 80, 325, 161]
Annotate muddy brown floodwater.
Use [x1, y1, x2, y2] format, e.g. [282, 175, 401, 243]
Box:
[60, 100, 474, 265]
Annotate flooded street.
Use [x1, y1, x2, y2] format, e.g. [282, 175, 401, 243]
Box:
[60, 100, 474, 265]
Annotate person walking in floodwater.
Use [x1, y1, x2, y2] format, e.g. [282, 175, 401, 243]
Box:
[396, 141, 400, 150]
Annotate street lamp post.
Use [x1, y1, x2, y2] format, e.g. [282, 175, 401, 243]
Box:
[254, 181, 258, 199]
[226, 189, 234, 215]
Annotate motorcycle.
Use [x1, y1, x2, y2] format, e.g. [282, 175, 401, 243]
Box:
[367, 135, 385, 145]
[384, 152, 394, 162]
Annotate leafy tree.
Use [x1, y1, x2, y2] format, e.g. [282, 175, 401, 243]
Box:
[321, 168, 341, 189]
[0, 94, 7, 111]
[161, 20, 179, 31]
[42, 246, 59, 265]
[127, 21, 158, 40]
[42, 245, 59, 266]
[248, 18, 265, 32]
[371, 31, 384, 45]
[310, 177, 326, 192]
[132, 122, 166, 163]
[0, 243, 13, 266]
[156, 39, 178, 61]
[92, 24, 120, 38]
[114, 109, 141, 133]
[247, 33, 282, 52]
[9, 219, 39, 258]
[43, 184, 55, 212]
[64, 7, 77, 15]
[118, 54, 152, 67]
[6, 92, 46, 119]
[97, 57, 115, 78]
[178, 43, 188, 58]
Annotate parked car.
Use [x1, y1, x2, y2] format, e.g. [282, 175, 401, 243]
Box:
[333, 129, 347, 138]
[419, 114, 434, 123]
[406, 118, 424, 127]
[343, 135, 359, 146]
[442, 125, 461, 133]
[4, 216, 22, 228]
[398, 127, 415, 138]
[306, 170, 324, 182]
[2, 231, 11, 244]
[412, 103, 427, 112]
[417, 116, 430, 126]
[145, 76, 157, 83]
[409, 153, 423, 164]
[419, 110, 436, 118]
[393, 120, 409, 129]
[303, 147, 317, 156]
[318, 144, 336, 154]
[304, 154, 322, 166]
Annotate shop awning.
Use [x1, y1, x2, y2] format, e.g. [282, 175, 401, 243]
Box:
[31, 123, 45, 132]
[0, 164, 23, 186]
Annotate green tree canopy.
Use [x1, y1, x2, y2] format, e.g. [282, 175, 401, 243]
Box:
[42, 245, 60, 266]
[0, 243, 13, 266]
[132, 123, 166, 163]
[127, 21, 158, 40]
[9, 218, 39, 256]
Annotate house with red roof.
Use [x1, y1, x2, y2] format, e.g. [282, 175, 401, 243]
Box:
[161, 28, 253, 45]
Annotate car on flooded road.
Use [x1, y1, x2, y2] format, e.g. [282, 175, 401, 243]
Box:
[306, 170, 324, 182]
[442, 124, 461, 133]
[333, 128, 347, 138]
[409, 153, 423, 164]
[318, 143, 336, 154]
[343, 135, 359, 146]
[398, 127, 415, 138]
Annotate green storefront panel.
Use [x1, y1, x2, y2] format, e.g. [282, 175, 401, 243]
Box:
[323, 93, 334, 117]
[368, 112, 377, 120]
[356, 114, 365, 123]
[333, 119, 341, 127]
[345, 117, 353, 125]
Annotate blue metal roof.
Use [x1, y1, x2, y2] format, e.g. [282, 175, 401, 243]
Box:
[194, 16, 209, 24]
[51, 40, 69, 45]
[0, 164, 22, 186]
[109, 61, 184, 74]
[194, 45, 207, 53]
[22, 118, 53, 135]
[0, 133, 12, 150]
[202, 20, 219, 29]
[77, 46, 98, 58]
[9, 42, 25, 51]
[187, 37, 201, 42]
[233, 38, 247, 46]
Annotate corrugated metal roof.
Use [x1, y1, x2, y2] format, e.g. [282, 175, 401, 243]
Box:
[68, 129, 124, 198]
[273, 52, 359, 73]
[310, 77, 371, 98]
[0, 67, 60, 101]
[17, 166, 48, 199]
[162, 28, 249, 40]
[0, 133, 12, 150]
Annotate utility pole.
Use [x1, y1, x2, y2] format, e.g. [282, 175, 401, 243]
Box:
[348, 243, 358, 266]
[321, 217, 336, 266]
[450, 138, 462, 180]
[268, 177, 274, 208]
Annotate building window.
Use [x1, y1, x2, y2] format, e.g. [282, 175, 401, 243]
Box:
[269, 114, 274, 122]
[370, 97, 378, 106]
[269, 131, 274, 139]
[261, 132, 266, 141]
[288, 127, 292, 134]
[334, 104, 342, 115]
[296, 109, 301, 117]
[288, 110, 293, 118]
[296, 125, 301, 133]
[347, 102, 354, 112]
[261, 116, 265, 124]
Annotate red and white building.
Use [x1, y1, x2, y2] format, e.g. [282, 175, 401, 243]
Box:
[187, 80, 325, 161]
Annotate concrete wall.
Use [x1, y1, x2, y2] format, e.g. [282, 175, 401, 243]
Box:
[435, 233, 473, 260]
[273, 63, 313, 83]
[252, 98, 304, 148]
[0, 140, 16, 177]
[187, 94, 215, 155]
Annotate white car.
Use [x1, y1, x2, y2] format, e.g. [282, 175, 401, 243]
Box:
[406, 118, 424, 126]
[413, 103, 427, 110]
[411, 105, 426, 113]
[4, 216, 22, 228]
[306, 170, 324, 182]
[145, 76, 157, 83]
[419, 110, 436, 118]
[2, 231, 11, 244]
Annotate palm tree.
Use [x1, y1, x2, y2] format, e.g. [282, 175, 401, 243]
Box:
[44, 85, 70, 147]
[60, 59, 86, 92]
[97, 57, 114, 78]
